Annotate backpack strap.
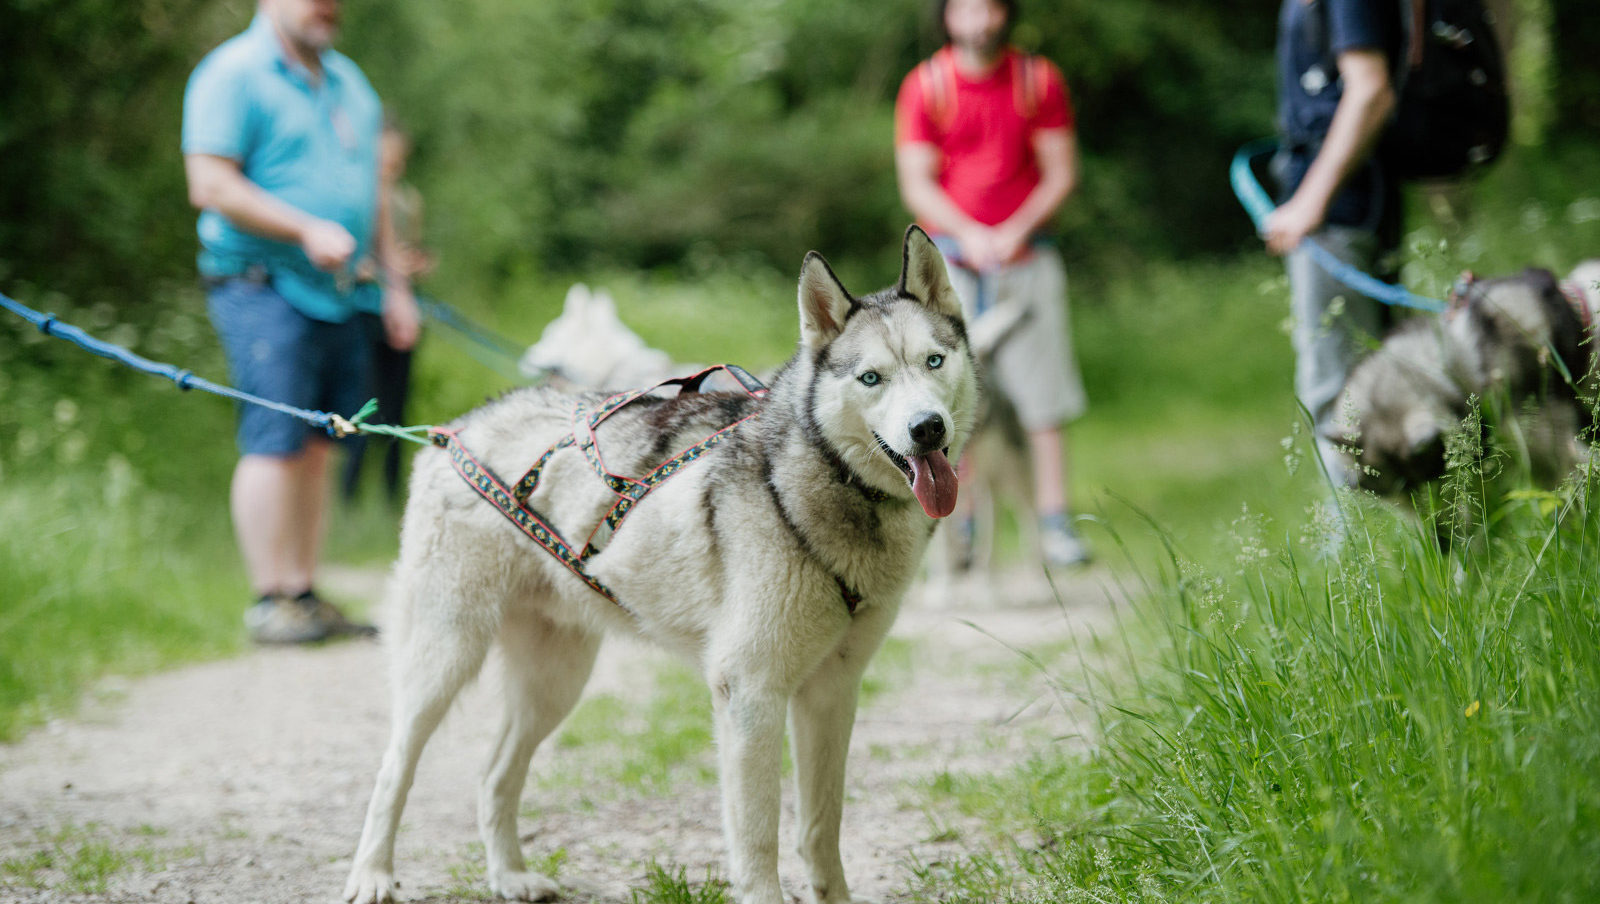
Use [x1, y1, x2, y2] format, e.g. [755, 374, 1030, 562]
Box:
[924, 48, 1049, 131]
[1011, 52, 1048, 121]
[1405, 0, 1426, 70]
[918, 48, 960, 132]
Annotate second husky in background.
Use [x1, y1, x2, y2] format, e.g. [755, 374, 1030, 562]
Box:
[519, 283, 685, 390]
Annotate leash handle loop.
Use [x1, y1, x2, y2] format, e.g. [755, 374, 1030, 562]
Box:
[1230, 139, 1448, 314]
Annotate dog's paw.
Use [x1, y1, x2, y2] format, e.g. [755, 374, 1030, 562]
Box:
[343, 866, 397, 904]
[489, 869, 560, 901]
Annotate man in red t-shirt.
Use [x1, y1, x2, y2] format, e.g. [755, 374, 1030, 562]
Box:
[895, 0, 1090, 569]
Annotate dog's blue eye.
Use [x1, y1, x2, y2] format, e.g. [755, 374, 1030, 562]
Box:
[859, 371, 880, 386]
[927, 354, 944, 369]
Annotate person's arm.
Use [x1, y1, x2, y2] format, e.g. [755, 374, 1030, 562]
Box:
[373, 175, 420, 351]
[1263, 48, 1395, 254]
[183, 153, 356, 271]
[895, 142, 1005, 270]
[993, 127, 1078, 263]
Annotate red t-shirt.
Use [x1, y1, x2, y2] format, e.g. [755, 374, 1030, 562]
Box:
[895, 46, 1074, 228]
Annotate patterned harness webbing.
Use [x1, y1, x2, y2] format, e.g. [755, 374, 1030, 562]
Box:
[428, 365, 862, 617]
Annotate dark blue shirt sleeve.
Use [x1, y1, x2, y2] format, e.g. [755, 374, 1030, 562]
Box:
[1327, 0, 1388, 57]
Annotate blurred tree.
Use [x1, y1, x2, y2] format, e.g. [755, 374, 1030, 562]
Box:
[0, 0, 251, 311]
[1549, 0, 1600, 136]
[2, 0, 1594, 312]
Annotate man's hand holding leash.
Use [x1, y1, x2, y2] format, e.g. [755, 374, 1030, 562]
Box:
[301, 218, 358, 272]
[1263, 47, 1394, 255]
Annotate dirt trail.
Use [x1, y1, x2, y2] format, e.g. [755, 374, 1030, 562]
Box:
[0, 567, 1116, 904]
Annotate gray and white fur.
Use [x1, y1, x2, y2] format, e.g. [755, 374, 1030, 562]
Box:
[345, 226, 978, 904]
[1328, 263, 1600, 497]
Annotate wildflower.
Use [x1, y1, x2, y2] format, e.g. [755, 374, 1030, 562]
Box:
[1464, 700, 1480, 718]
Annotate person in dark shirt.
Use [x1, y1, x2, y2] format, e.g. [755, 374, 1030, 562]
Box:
[1265, 0, 1401, 483]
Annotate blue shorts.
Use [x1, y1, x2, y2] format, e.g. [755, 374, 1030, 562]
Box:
[207, 276, 373, 457]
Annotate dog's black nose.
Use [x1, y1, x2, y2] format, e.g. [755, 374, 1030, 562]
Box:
[909, 412, 946, 451]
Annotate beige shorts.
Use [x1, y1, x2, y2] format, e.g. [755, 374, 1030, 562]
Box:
[943, 245, 1087, 430]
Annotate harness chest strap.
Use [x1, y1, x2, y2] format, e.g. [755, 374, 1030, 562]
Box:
[430, 426, 627, 612]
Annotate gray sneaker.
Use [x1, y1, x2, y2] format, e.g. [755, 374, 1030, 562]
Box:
[245, 594, 331, 645]
[1040, 518, 1092, 569]
[293, 590, 378, 638]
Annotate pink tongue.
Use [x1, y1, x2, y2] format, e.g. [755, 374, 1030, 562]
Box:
[908, 450, 959, 519]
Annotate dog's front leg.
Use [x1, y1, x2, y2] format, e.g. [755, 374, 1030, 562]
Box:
[788, 607, 894, 904]
[712, 674, 788, 904]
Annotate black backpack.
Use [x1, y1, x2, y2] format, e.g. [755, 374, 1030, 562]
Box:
[1380, 0, 1511, 180]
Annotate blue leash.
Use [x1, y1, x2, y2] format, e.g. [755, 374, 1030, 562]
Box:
[0, 290, 432, 444]
[417, 294, 541, 384]
[1230, 138, 1446, 314]
[417, 294, 526, 360]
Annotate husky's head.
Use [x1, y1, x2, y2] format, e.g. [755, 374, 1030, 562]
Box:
[1442, 268, 1587, 399]
[520, 283, 675, 389]
[796, 226, 978, 519]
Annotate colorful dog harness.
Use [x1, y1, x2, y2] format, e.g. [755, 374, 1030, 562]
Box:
[428, 365, 864, 617]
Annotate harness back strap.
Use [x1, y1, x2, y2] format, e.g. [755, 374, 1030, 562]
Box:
[434, 364, 865, 618]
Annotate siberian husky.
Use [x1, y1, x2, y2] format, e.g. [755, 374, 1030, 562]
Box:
[345, 226, 978, 904]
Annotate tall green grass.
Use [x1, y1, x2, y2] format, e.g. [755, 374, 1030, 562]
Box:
[0, 467, 243, 740]
[911, 434, 1600, 903]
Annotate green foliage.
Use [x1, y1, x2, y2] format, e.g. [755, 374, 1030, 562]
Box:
[0, 0, 249, 309]
[909, 433, 1600, 904]
[341, 0, 1278, 283]
[1549, 0, 1600, 136]
[0, 472, 243, 741]
[0, 823, 192, 897]
[630, 860, 729, 904]
[544, 661, 717, 793]
[1, 0, 1589, 307]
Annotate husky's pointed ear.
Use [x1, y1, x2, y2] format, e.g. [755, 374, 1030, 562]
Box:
[563, 283, 591, 316]
[898, 225, 962, 319]
[798, 251, 854, 349]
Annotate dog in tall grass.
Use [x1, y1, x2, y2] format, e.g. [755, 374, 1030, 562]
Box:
[1328, 261, 1600, 502]
[344, 226, 977, 904]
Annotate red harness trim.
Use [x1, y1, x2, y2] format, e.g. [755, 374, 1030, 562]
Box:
[1560, 279, 1595, 334]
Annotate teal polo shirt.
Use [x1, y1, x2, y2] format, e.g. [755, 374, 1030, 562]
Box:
[182, 13, 383, 322]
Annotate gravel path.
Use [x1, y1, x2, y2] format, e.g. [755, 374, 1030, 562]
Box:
[0, 566, 1116, 904]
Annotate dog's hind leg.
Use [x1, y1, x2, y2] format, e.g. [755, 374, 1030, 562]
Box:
[478, 608, 600, 901]
[345, 586, 496, 904]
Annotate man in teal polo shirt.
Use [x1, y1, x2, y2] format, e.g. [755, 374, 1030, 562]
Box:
[183, 0, 419, 644]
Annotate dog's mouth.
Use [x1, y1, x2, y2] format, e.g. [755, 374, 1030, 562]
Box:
[873, 433, 958, 519]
